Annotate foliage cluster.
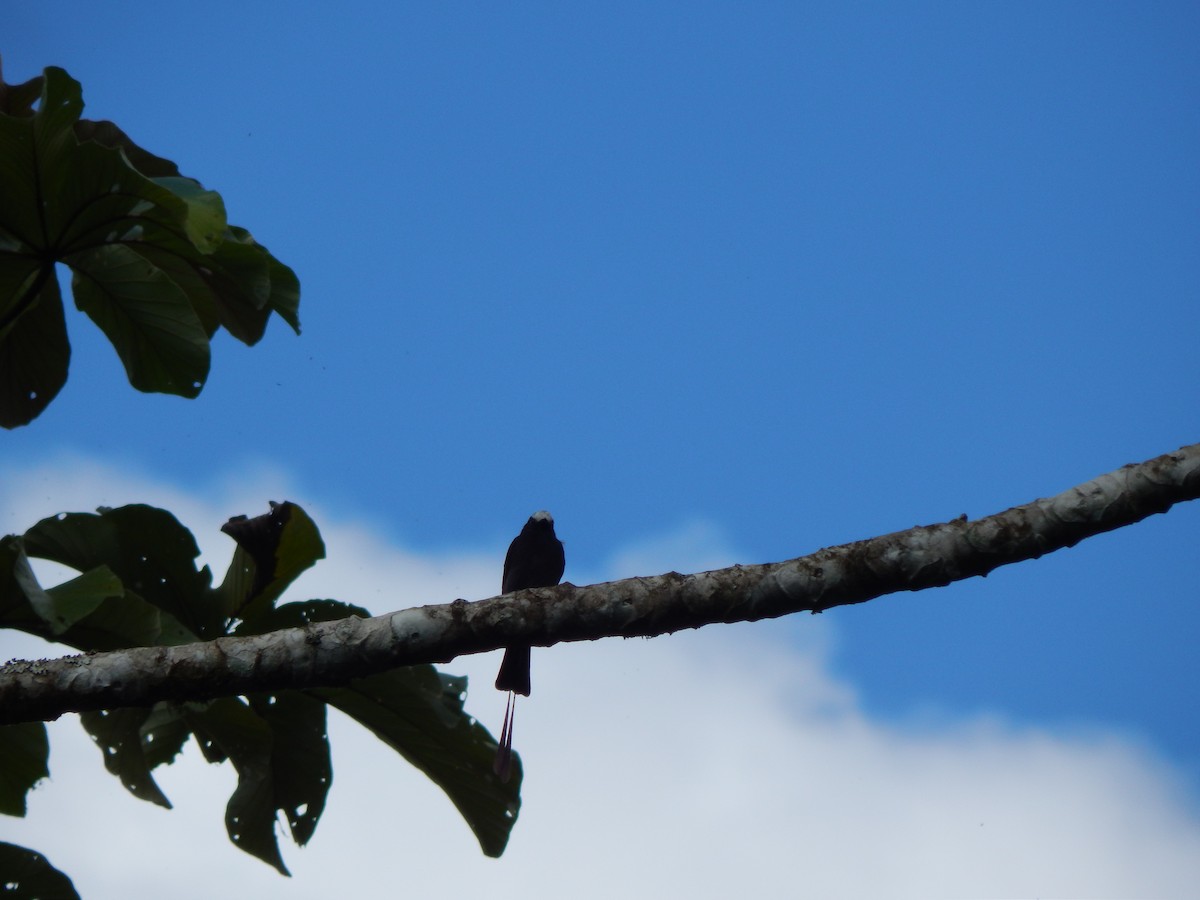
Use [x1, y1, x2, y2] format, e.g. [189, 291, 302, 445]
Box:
[0, 65, 518, 896]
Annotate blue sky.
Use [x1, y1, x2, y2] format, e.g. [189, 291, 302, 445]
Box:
[3, 4, 1199, 896]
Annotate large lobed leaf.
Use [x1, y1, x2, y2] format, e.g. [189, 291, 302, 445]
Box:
[0, 65, 300, 428]
[2, 501, 522, 872]
[22, 505, 216, 641]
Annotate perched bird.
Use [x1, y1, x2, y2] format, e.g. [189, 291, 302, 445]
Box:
[494, 510, 565, 781]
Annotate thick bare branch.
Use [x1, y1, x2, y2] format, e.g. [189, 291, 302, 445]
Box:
[2, 443, 1197, 725]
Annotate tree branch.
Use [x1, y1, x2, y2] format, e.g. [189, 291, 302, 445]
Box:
[3, 443, 1197, 726]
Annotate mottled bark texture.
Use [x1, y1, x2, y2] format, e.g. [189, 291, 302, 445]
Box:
[3, 443, 1197, 725]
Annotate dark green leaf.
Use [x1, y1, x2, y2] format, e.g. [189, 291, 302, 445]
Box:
[18, 70, 187, 257]
[204, 227, 274, 344]
[247, 692, 331, 847]
[29, 562, 122, 636]
[71, 118, 180, 178]
[138, 704, 192, 770]
[0, 71, 44, 116]
[0, 842, 79, 900]
[23, 505, 218, 640]
[67, 243, 210, 397]
[55, 583, 194, 651]
[218, 502, 326, 623]
[124, 238, 223, 337]
[1, 529, 195, 651]
[49, 565, 123, 628]
[0, 66, 301, 424]
[153, 177, 227, 254]
[6, 541, 57, 635]
[265, 252, 301, 334]
[0, 536, 44, 633]
[0, 266, 68, 429]
[186, 697, 289, 876]
[234, 598, 370, 637]
[3, 564, 192, 655]
[215, 546, 256, 623]
[78, 707, 173, 808]
[0, 257, 46, 337]
[315, 668, 522, 858]
[0, 723, 49, 816]
[122, 223, 300, 343]
[0, 73, 55, 251]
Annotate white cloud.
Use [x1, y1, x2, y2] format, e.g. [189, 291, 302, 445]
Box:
[1, 457, 1198, 899]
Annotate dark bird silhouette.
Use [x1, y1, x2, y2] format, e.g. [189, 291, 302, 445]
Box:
[494, 510, 564, 781]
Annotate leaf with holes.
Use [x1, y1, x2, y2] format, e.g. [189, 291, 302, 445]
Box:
[186, 697, 289, 875]
[0, 842, 79, 900]
[247, 692, 331, 847]
[79, 707, 174, 809]
[0, 263, 67, 428]
[23, 505, 218, 640]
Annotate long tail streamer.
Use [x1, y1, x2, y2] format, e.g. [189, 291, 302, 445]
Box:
[494, 691, 517, 782]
